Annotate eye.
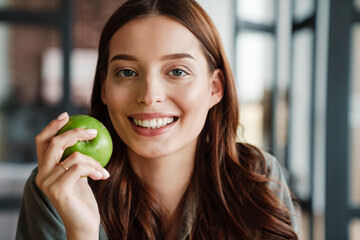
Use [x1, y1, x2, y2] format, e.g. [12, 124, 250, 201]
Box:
[169, 69, 188, 77]
[115, 69, 137, 77]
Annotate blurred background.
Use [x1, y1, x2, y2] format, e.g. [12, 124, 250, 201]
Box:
[0, 0, 359, 239]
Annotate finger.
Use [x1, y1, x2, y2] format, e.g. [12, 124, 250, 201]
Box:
[40, 128, 98, 172]
[35, 112, 69, 158]
[52, 160, 110, 197]
[40, 152, 109, 188]
[63, 152, 110, 179]
[63, 152, 109, 179]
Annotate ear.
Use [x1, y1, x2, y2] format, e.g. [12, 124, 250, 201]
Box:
[209, 69, 224, 108]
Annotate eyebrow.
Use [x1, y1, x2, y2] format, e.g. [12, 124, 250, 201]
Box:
[110, 54, 138, 62]
[160, 53, 196, 61]
[109, 53, 196, 63]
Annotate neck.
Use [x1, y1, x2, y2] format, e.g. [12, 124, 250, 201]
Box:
[128, 143, 196, 222]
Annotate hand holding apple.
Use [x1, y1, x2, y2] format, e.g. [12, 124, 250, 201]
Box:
[34, 112, 112, 239]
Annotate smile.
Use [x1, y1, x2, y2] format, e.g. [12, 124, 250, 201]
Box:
[129, 116, 179, 129]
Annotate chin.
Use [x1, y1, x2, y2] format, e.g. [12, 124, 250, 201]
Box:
[133, 150, 172, 160]
[129, 143, 174, 159]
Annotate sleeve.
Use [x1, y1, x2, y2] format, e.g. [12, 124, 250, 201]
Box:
[15, 168, 67, 240]
[263, 152, 301, 235]
[15, 167, 109, 240]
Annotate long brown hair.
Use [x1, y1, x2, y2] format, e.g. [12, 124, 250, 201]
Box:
[89, 0, 298, 239]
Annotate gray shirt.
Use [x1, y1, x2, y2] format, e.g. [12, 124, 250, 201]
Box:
[15, 152, 300, 239]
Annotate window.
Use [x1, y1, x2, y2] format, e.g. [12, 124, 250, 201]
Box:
[350, 24, 360, 207]
[237, 0, 275, 25]
[289, 28, 314, 200]
[236, 30, 275, 147]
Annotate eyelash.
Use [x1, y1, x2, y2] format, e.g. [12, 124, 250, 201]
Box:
[168, 68, 189, 77]
[114, 69, 138, 78]
[113, 67, 190, 79]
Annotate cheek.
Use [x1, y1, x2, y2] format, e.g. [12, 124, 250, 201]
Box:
[174, 83, 212, 122]
[105, 83, 132, 108]
[103, 85, 132, 130]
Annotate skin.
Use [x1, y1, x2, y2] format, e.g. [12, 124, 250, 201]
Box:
[35, 15, 223, 239]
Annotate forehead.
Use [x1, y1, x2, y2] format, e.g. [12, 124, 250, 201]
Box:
[108, 15, 205, 61]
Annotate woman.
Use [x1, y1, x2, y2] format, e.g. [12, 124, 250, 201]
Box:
[16, 0, 299, 239]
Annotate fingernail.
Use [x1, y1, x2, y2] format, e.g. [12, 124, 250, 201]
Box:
[57, 112, 68, 120]
[94, 171, 103, 178]
[102, 168, 110, 178]
[85, 129, 97, 135]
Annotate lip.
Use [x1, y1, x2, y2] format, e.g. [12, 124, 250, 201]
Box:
[127, 112, 179, 137]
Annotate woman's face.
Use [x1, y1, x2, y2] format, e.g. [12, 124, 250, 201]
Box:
[102, 15, 223, 159]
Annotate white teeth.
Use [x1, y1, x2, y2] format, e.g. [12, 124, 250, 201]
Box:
[143, 120, 149, 128]
[149, 119, 156, 128]
[132, 117, 175, 129]
[156, 119, 163, 128]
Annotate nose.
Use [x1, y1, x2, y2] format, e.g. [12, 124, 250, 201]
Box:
[136, 74, 165, 105]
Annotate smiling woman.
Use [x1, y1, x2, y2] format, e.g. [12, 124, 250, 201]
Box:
[101, 15, 221, 160]
[15, 0, 299, 239]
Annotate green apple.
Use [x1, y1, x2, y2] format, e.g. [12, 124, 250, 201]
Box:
[57, 115, 113, 167]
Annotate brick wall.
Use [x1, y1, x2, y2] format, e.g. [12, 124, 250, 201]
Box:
[10, 0, 126, 103]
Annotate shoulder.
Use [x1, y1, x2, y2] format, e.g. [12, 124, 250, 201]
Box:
[257, 150, 291, 202]
[260, 151, 301, 234]
[235, 143, 300, 233]
[235, 143, 291, 203]
[262, 151, 287, 182]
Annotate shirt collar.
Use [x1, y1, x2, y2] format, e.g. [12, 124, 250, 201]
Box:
[176, 186, 197, 240]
